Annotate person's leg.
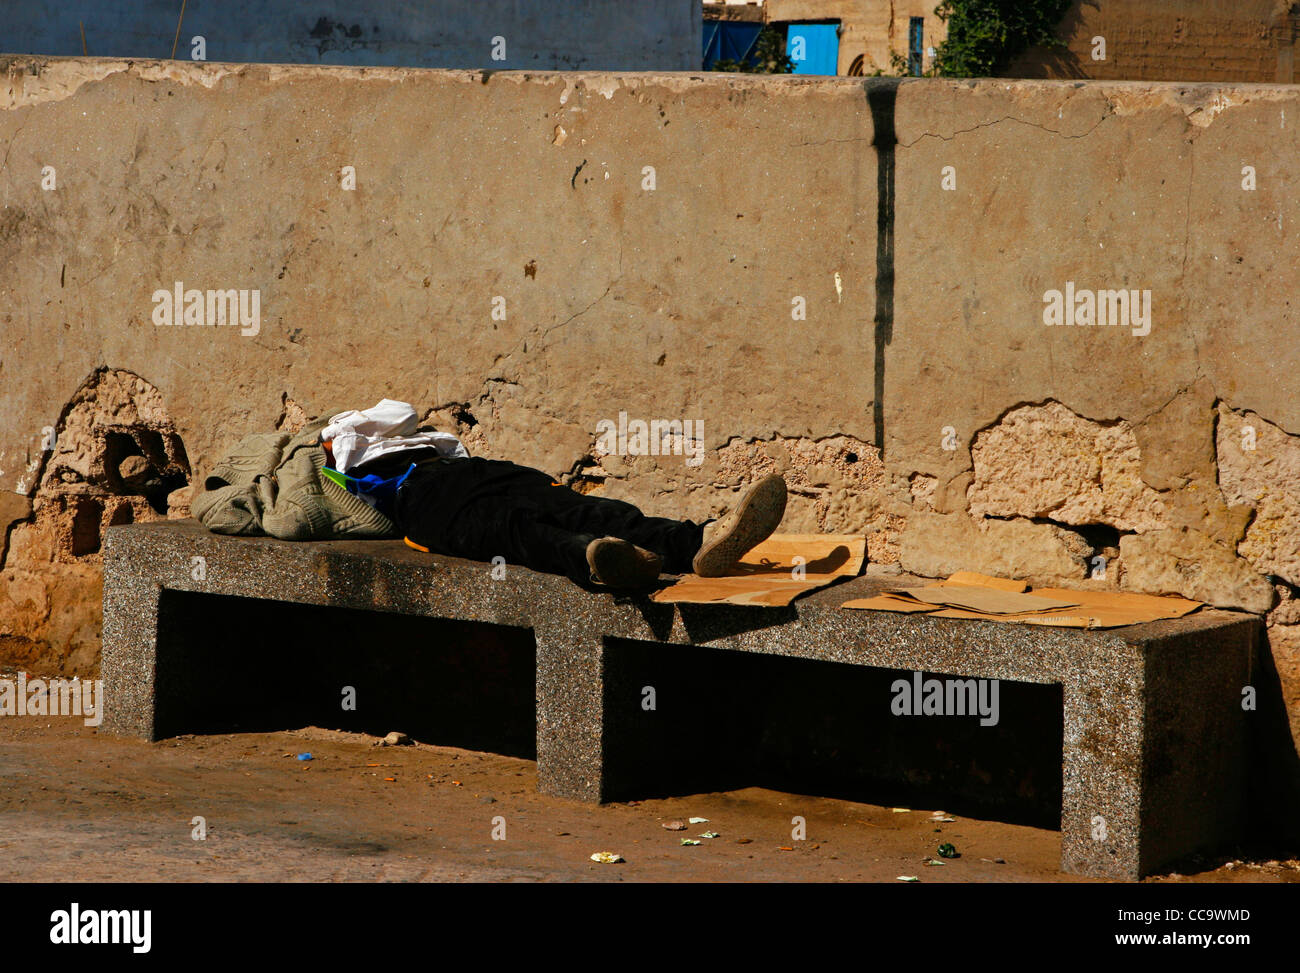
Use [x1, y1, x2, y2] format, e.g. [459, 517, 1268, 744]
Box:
[444, 497, 594, 584]
[396, 457, 785, 582]
[527, 488, 705, 575]
[395, 461, 658, 586]
[395, 457, 555, 549]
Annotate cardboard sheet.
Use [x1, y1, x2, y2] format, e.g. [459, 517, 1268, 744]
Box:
[841, 574, 1202, 628]
[651, 533, 866, 607]
[898, 584, 1081, 615]
[848, 593, 939, 613]
[1010, 587, 1202, 627]
[937, 571, 1029, 593]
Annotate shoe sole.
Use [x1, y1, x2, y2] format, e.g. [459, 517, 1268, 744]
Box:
[692, 474, 787, 577]
[587, 537, 663, 589]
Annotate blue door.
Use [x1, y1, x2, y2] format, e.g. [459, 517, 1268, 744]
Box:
[786, 23, 839, 75]
[908, 17, 924, 75]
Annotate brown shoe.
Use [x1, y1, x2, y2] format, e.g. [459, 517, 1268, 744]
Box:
[692, 473, 787, 577]
[586, 537, 663, 589]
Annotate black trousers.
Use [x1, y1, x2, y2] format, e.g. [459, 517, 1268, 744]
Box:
[393, 457, 705, 584]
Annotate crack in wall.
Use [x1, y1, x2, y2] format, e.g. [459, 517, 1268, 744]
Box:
[896, 107, 1113, 148]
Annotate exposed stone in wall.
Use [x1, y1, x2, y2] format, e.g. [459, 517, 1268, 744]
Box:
[1131, 381, 1252, 548]
[0, 369, 189, 674]
[900, 511, 1092, 585]
[928, 472, 973, 516]
[1266, 623, 1300, 745]
[1269, 582, 1300, 627]
[938, 394, 1280, 615]
[968, 401, 1167, 531]
[276, 395, 309, 434]
[0, 490, 33, 567]
[1119, 527, 1275, 613]
[426, 380, 592, 482]
[29, 368, 190, 561]
[1217, 403, 1300, 588]
[908, 473, 938, 512]
[710, 435, 905, 565]
[535, 430, 907, 565]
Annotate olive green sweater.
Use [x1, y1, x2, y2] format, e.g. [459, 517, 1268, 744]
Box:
[192, 410, 397, 540]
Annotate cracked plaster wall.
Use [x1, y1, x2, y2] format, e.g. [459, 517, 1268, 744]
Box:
[1, 59, 1299, 734]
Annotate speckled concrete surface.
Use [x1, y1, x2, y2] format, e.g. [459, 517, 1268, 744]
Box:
[103, 520, 1262, 879]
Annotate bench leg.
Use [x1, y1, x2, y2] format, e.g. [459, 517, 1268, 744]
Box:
[1134, 625, 1253, 876]
[1061, 673, 1145, 879]
[535, 626, 606, 803]
[101, 578, 162, 740]
[1061, 624, 1253, 880]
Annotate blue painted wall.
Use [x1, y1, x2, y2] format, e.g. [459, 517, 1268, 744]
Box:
[786, 23, 838, 75]
[0, 0, 702, 71]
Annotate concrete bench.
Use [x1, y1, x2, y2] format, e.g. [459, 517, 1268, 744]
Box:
[101, 519, 1262, 879]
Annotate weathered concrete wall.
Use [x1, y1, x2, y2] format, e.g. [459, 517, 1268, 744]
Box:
[1, 57, 1298, 739]
[1011, 0, 1299, 83]
[1, 0, 702, 71]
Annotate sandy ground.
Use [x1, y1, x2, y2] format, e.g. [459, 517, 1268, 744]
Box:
[1, 717, 1297, 884]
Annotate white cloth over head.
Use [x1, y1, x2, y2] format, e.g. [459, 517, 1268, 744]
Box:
[320, 398, 469, 472]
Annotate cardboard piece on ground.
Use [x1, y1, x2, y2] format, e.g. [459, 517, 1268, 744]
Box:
[938, 571, 1028, 593]
[844, 593, 939, 613]
[897, 584, 1081, 615]
[651, 533, 866, 607]
[1015, 587, 1201, 627]
[841, 574, 1202, 628]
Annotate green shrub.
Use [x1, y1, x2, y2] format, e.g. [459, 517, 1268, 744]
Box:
[931, 0, 1073, 77]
